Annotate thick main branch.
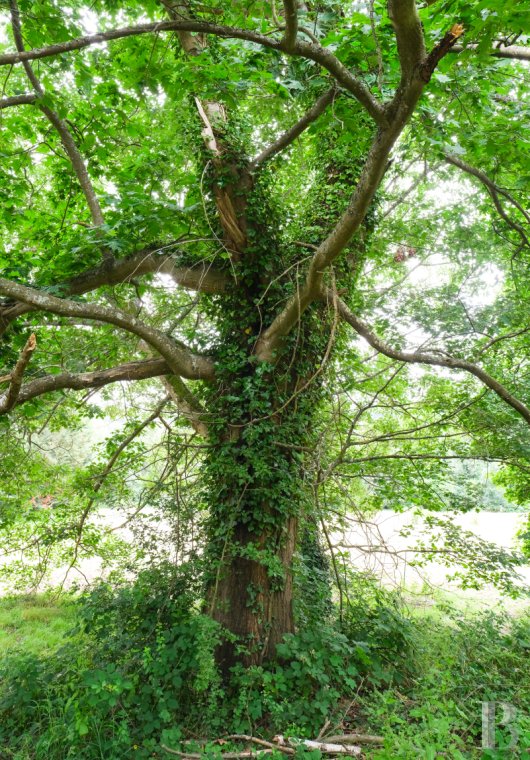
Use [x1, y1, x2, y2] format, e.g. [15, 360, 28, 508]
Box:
[0, 358, 169, 412]
[0, 246, 228, 339]
[0, 279, 214, 380]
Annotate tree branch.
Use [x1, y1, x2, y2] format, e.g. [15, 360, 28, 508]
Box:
[252, 88, 336, 167]
[330, 291, 530, 426]
[162, 375, 209, 437]
[0, 358, 170, 412]
[0, 332, 37, 413]
[0, 245, 228, 338]
[0, 92, 36, 109]
[254, 22, 468, 362]
[444, 153, 530, 247]
[418, 23, 464, 83]
[281, 0, 298, 51]
[0, 18, 384, 123]
[452, 44, 530, 62]
[255, 117, 415, 360]
[0, 278, 215, 380]
[9, 0, 105, 228]
[57, 395, 170, 589]
[478, 325, 530, 355]
[387, 0, 426, 82]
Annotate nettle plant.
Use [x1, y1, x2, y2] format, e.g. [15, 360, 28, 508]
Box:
[0, 0, 530, 667]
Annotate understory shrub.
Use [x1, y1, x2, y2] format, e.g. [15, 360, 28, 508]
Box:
[361, 607, 530, 758]
[1, 565, 529, 759]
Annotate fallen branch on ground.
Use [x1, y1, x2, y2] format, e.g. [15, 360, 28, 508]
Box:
[162, 733, 364, 757]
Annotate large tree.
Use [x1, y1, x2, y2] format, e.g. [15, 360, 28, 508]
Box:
[1, 0, 529, 666]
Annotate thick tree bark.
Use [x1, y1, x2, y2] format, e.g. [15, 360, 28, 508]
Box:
[209, 515, 297, 669]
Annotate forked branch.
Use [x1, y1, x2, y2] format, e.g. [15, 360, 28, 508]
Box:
[0, 18, 384, 123]
[255, 18, 466, 362]
[330, 291, 530, 426]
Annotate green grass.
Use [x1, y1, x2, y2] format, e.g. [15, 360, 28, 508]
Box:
[0, 593, 76, 655]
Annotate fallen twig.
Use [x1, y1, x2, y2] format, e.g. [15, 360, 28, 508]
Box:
[275, 736, 361, 755]
[161, 746, 273, 759]
[225, 736, 294, 755]
[324, 733, 384, 746]
[162, 732, 367, 757]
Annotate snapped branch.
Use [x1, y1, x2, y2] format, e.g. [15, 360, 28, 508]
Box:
[0, 333, 37, 413]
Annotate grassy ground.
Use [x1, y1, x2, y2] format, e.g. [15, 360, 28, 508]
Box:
[1, 589, 530, 758]
[0, 593, 75, 656]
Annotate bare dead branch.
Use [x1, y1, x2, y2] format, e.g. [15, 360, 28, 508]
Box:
[252, 88, 336, 167]
[0, 332, 37, 413]
[59, 395, 170, 589]
[225, 736, 294, 755]
[162, 749, 272, 759]
[323, 734, 384, 746]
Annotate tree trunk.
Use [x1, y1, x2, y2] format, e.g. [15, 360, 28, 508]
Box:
[209, 514, 298, 669]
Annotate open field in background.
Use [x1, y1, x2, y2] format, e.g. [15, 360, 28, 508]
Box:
[1, 510, 528, 609]
[0, 510, 528, 660]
